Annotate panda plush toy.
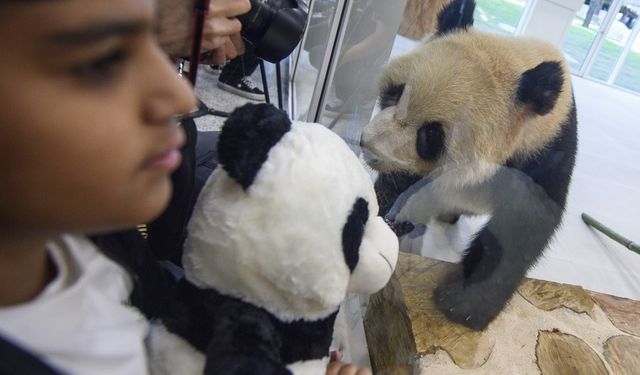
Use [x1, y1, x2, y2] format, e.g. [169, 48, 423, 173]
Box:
[149, 103, 399, 375]
[361, 0, 577, 330]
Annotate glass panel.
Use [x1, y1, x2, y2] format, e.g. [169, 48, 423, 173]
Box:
[316, 0, 407, 149]
[563, 0, 619, 72]
[292, 0, 343, 121]
[587, 0, 637, 81]
[474, 0, 528, 35]
[613, 40, 640, 93]
[290, 0, 640, 371]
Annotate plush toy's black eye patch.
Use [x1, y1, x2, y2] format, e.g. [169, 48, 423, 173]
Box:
[218, 103, 291, 190]
[517, 61, 564, 116]
[380, 83, 406, 110]
[437, 0, 475, 36]
[416, 122, 446, 161]
[342, 198, 369, 272]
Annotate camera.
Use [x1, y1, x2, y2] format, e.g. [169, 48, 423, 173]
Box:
[238, 0, 308, 63]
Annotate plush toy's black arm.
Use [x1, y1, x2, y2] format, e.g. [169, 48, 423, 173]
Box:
[204, 301, 292, 375]
[91, 229, 179, 320]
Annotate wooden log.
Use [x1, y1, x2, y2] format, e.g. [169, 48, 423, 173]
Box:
[364, 252, 640, 374]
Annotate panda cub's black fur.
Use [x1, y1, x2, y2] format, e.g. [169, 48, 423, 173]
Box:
[362, 0, 577, 330]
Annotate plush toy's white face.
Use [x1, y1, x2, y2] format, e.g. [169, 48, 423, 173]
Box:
[183, 104, 398, 322]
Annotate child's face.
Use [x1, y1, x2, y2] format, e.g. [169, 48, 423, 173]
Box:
[0, 0, 197, 236]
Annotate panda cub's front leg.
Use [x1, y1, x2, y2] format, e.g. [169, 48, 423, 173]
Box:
[433, 168, 564, 330]
[392, 168, 563, 330]
[433, 226, 519, 331]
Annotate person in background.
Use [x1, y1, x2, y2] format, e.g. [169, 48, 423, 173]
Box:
[208, 0, 302, 102]
[210, 47, 265, 101]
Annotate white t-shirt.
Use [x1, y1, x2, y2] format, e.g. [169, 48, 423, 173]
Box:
[0, 234, 150, 375]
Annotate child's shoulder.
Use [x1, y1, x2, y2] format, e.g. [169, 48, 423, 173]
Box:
[0, 234, 150, 375]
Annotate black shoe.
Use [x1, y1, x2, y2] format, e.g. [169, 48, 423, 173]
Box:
[324, 99, 356, 119]
[217, 77, 265, 101]
[209, 64, 225, 75]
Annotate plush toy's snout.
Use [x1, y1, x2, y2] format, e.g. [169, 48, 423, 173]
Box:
[348, 216, 398, 294]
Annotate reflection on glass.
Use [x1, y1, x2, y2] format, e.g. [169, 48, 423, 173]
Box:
[293, 0, 342, 122]
[614, 47, 640, 93]
[318, 0, 407, 149]
[473, 0, 528, 35]
[563, 1, 617, 71]
[587, 0, 638, 82]
[288, 0, 640, 371]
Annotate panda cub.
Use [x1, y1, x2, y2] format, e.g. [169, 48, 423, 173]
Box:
[361, 0, 577, 330]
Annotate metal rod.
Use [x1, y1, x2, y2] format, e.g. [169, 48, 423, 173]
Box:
[188, 0, 210, 86]
[608, 17, 640, 85]
[580, 0, 624, 77]
[582, 213, 640, 254]
[276, 62, 284, 111]
[259, 60, 271, 104]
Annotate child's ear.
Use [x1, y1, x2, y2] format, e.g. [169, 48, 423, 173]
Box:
[217, 103, 291, 190]
[436, 0, 476, 36]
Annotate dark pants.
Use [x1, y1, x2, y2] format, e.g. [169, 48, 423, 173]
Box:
[219, 46, 260, 83]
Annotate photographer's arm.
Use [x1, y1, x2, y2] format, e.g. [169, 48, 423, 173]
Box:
[156, 0, 250, 63]
[339, 19, 389, 66]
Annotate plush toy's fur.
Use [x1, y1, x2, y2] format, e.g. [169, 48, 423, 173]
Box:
[152, 104, 398, 374]
[361, 0, 577, 330]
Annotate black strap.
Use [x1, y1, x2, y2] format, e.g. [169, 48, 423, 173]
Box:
[0, 336, 62, 375]
[147, 0, 207, 263]
[147, 117, 198, 264]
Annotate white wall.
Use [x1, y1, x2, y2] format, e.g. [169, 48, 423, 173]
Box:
[521, 0, 584, 46]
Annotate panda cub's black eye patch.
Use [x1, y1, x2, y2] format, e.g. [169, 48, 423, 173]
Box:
[380, 83, 406, 109]
[416, 122, 446, 161]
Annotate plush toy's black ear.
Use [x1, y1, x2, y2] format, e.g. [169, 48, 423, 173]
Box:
[218, 103, 291, 190]
[517, 61, 564, 116]
[437, 0, 475, 36]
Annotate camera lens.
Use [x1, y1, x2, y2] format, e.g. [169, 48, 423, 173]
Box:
[238, 0, 308, 63]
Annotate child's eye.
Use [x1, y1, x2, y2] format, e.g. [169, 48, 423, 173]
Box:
[70, 49, 128, 84]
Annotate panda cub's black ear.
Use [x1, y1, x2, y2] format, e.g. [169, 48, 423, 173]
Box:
[517, 61, 564, 116]
[436, 0, 475, 36]
[217, 103, 291, 190]
[380, 83, 406, 109]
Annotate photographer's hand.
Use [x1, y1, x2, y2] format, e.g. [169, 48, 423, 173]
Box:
[157, 0, 250, 63]
[205, 0, 250, 63]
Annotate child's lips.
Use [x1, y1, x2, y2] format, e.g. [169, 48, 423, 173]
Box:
[145, 149, 182, 172]
[144, 131, 185, 172]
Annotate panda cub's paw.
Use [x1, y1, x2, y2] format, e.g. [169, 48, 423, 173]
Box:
[433, 281, 500, 331]
[384, 219, 416, 237]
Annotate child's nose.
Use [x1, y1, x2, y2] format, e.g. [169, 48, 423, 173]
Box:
[143, 50, 197, 125]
